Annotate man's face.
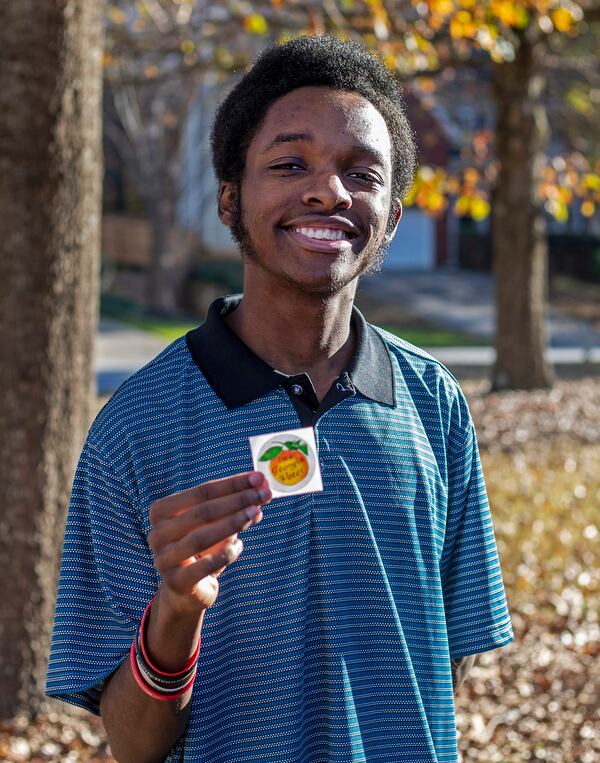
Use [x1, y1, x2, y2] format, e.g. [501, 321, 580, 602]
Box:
[219, 86, 400, 295]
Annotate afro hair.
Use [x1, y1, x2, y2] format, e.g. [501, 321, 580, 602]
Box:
[211, 35, 417, 210]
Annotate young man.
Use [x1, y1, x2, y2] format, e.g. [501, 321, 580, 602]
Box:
[47, 35, 513, 763]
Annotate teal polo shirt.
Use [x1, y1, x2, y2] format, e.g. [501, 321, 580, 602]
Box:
[46, 296, 513, 762]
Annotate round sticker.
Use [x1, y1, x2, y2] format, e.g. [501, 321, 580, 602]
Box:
[257, 435, 315, 492]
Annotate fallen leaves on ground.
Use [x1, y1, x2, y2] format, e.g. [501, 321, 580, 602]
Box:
[462, 377, 600, 451]
[1, 379, 599, 761]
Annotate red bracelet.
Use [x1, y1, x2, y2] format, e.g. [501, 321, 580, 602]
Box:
[139, 596, 201, 676]
[129, 641, 195, 701]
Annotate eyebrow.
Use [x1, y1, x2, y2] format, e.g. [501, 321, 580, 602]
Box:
[261, 132, 314, 153]
[261, 133, 388, 168]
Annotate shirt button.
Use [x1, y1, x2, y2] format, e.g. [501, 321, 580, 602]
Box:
[292, 384, 303, 395]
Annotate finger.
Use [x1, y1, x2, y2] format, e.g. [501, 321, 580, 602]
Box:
[202, 537, 234, 578]
[151, 485, 269, 547]
[157, 505, 262, 569]
[166, 537, 244, 596]
[150, 471, 269, 525]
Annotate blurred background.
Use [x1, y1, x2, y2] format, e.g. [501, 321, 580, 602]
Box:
[0, 1, 598, 761]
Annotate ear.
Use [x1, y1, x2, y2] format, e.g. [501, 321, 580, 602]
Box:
[384, 200, 402, 242]
[218, 181, 239, 227]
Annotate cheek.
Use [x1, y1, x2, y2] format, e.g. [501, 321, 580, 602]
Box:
[363, 196, 392, 239]
[240, 180, 281, 232]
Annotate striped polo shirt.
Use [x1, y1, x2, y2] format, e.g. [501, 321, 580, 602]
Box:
[46, 296, 513, 763]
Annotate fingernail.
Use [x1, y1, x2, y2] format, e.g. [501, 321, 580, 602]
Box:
[258, 486, 271, 502]
[248, 472, 263, 486]
[245, 505, 261, 520]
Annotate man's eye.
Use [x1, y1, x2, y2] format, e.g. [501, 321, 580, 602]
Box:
[348, 171, 381, 184]
[270, 163, 305, 171]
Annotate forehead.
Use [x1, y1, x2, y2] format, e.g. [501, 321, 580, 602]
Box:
[249, 86, 392, 165]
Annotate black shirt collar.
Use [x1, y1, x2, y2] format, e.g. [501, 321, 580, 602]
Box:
[185, 295, 395, 409]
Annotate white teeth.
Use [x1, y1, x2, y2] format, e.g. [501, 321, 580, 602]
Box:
[293, 227, 349, 241]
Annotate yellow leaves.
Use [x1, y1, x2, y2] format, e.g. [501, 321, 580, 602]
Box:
[537, 2, 584, 35]
[426, 190, 447, 211]
[550, 6, 572, 31]
[365, 0, 391, 40]
[539, 158, 599, 222]
[464, 167, 479, 185]
[566, 87, 594, 116]
[470, 196, 491, 220]
[454, 194, 491, 219]
[581, 200, 596, 218]
[405, 164, 495, 220]
[545, 198, 569, 222]
[417, 0, 585, 46]
[550, 5, 575, 31]
[107, 6, 127, 25]
[383, 53, 398, 71]
[180, 39, 195, 54]
[405, 166, 449, 214]
[244, 13, 269, 35]
[428, 0, 455, 15]
[215, 47, 235, 70]
[583, 174, 600, 191]
[450, 10, 477, 38]
[489, 0, 529, 29]
[454, 194, 471, 215]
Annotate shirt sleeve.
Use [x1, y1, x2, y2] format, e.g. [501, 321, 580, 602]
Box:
[440, 409, 514, 661]
[45, 439, 158, 715]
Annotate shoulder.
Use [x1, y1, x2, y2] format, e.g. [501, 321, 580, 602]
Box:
[372, 325, 463, 395]
[371, 324, 473, 437]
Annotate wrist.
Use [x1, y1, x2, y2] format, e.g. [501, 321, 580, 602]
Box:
[145, 588, 204, 674]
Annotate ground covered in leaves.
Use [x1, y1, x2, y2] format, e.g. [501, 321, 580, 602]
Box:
[1, 378, 599, 762]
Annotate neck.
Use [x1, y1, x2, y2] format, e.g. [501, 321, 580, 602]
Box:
[224, 268, 358, 388]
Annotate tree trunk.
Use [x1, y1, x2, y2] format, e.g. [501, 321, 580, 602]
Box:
[491, 31, 554, 390]
[0, 0, 105, 719]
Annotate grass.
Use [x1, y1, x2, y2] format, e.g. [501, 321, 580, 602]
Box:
[120, 316, 198, 342]
[101, 298, 488, 348]
[381, 325, 487, 347]
[119, 318, 488, 348]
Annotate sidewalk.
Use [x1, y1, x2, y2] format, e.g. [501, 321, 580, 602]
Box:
[359, 269, 600, 349]
[96, 273, 600, 395]
[96, 318, 170, 395]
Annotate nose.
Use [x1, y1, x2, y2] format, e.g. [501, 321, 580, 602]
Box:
[302, 172, 352, 210]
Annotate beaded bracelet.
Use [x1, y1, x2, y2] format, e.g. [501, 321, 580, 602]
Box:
[130, 597, 200, 701]
[129, 641, 196, 701]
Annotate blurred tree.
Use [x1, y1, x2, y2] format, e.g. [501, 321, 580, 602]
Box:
[0, 0, 105, 719]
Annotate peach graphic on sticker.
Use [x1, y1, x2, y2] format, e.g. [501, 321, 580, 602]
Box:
[261, 438, 310, 487]
[249, 427, 323, 497]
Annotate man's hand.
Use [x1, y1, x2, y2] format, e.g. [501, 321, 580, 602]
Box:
[148, 471, 272, 617]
